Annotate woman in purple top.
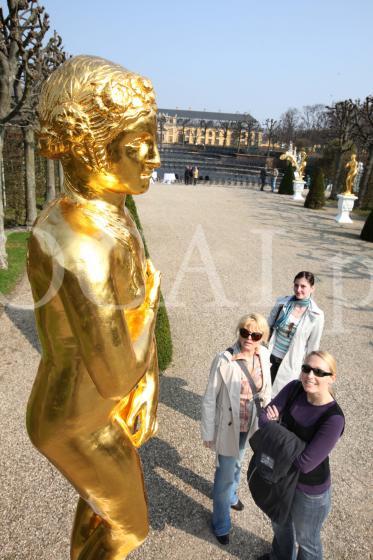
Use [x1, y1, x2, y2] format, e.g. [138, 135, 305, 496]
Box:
[257, 351, 345, 560]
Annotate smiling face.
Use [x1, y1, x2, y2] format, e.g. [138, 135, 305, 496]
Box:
[107, 113, 160, 195]
[301, 354, 335, 398]
[293, 276, 314, 300]
[239, 320, 263, 353]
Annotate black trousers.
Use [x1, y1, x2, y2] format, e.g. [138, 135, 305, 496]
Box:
[270, 354, 283, 384]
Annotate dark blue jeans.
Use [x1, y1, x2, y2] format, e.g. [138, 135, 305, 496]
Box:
[271, 487, 331, 559]
[212, 431, 248, 536]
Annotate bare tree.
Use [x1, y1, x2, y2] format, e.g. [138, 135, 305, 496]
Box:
[18, 30, 66, 222]
[298, 104, 329, 147]
[264, 118, 278, 155]
[216, 120, 235, 147]
[277, 107, 300, 145]
[176, 116, 190, 145]
[350, 96, 373, 208]
[231, 120, 244, 152]
[0, 0, 49, 267]
[326, 100, 355, 198]
[157, 112, 167, 147]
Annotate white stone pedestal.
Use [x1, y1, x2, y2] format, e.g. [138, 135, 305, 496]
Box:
[335, 194, 358, 224]
[292, 179, 305, 201]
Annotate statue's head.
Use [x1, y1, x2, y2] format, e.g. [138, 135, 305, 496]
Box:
[37, 55, 159, 195]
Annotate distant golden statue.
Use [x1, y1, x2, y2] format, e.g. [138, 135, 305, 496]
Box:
[343, 153, 358, 195]
[27, 55, 161, 559]
[298, 150, 307, 180]
[280, 147, 307, 180]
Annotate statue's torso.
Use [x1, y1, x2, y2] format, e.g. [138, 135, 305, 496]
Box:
[27, 197, 147, 436]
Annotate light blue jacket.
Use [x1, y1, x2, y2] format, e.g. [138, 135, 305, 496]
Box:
[268, 296, 324, 396]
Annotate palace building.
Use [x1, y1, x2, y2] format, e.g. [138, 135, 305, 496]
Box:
[157, 108, 262, 149]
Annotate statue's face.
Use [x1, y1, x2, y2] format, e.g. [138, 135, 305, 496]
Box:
[108, 113, 160, 195]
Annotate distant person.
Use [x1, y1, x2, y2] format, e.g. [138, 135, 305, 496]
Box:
[271, 168, 279, 192]
[267, 271, 324, 396]
[260, 167, 267, 191]
[201, 313, 271, 546]
[193, 165, 199, 185]
[188, 165, 193, 184]
[184, 166, 189, 185]
[151, 170, 157, 184]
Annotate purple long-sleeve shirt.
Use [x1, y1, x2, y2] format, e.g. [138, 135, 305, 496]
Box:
[259, 381, 344, 494]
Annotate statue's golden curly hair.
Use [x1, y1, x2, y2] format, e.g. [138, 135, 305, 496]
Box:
[37, 55, 157, 171]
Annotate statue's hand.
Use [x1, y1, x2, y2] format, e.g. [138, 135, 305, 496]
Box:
[125, 390, 158, 447]
[145, 258, 161, 311]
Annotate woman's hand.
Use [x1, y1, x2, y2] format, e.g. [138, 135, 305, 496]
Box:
[203, 441, 214, 449]
[265, 405, 280, 422]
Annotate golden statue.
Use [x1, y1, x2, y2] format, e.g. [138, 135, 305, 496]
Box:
[343, 153, 358, 195]
[298, 150, 307, 180]
[26, 55, 161, 559]
[280, 147, 307, 180]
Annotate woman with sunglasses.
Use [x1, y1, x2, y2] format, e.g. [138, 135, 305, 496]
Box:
[268, 271, 324, 396]
[257, 351, 345, 560]
[201, 313, 272, 545]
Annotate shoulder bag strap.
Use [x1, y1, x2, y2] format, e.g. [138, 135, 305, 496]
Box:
[269, 304, 284, 338]
[235, 359, 263, 417]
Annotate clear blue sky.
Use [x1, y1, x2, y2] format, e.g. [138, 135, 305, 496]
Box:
[43, 0, 373, 123]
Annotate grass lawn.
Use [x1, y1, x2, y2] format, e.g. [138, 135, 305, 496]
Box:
[0, 231, 29, 295]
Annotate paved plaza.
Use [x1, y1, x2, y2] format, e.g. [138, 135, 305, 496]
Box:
[1, 184, 372, 559]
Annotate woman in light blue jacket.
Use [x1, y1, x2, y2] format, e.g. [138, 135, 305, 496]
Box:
[268, 271, 324, 396]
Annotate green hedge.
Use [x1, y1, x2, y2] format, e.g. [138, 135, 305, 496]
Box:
[0, 231, 30, 294]
[278, 162, 295, 195]
[304, 166, 325, 209]
[125, 195, 173, 371]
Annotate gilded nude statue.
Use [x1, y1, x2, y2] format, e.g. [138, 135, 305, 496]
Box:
[343, 153, 358, 195]
[26, 55, 161, 559]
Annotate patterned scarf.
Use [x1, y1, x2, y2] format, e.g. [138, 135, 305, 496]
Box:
[275, 296, 311, 329]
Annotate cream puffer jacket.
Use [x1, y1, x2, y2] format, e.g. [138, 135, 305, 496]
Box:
[201, 342, 272, 460]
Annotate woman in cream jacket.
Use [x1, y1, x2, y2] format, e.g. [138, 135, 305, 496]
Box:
[201, 313, 272, 545]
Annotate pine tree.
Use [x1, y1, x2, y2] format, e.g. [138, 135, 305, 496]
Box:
[360, 210, 373, 242]
[304, 166, 326, 209]
[278, 162, 295, 195]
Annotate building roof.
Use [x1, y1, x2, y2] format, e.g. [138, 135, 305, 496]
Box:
[158, 108, 258, 124]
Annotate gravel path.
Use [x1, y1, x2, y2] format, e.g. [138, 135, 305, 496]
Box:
[1, 184, 372, 559]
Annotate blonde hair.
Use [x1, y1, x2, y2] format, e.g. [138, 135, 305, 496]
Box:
[236, 313, 269, 344]
[305, 350, 337, 396]
[305, 350, 337, 376]
[37, 55, 157, 171]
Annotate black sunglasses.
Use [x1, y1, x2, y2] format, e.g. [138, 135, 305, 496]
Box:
[301, 364, 332, 378]
[239, 328, 262, 342]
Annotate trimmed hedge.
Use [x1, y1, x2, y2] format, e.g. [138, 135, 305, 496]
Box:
[360, 209, 373, 242]
[304, 166, 325, 209]
[278, 162, 295, 195]
[125, 195, 173, 371]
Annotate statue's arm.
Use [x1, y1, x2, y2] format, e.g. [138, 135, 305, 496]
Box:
[59, 249, 160, 400]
